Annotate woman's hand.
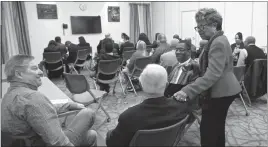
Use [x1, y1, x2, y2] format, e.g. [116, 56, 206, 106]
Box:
[173, 91, 188, 102]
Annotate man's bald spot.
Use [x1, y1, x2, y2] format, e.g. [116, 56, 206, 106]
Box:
[245, 36, 256, 44]
[105, 33, 111, 38]
[170, 39, 180, 48]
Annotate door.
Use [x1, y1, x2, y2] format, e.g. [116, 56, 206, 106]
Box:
[181, 10, 200, 47]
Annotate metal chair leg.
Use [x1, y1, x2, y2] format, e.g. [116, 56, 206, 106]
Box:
[239, 93, 250, 116]
[127, 76, 138, 96]
[113, 80, 117, 95]
[118, 74, 126, 95]
[241, 81, 252, 107]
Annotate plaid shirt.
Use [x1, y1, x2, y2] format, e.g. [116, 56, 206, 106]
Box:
[1, 81, 74, 146]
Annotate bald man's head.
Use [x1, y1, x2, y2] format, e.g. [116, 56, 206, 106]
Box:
[244, 36, 256, 48]
[105, 33, 111, 38]
[157, 34, 167, 43]
[170, 39, 180, 49]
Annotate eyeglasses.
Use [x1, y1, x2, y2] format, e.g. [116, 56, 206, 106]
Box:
[194, 23, 212, 31]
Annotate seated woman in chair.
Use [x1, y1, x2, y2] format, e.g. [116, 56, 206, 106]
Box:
[94, 43, 120, 93]
[106, 64, 190, 146]
[121, 40, 148, 91]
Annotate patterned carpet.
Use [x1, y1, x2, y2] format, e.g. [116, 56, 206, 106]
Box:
[51, 70, 268, 146]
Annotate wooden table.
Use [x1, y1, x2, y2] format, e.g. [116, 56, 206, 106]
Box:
[1, 77, 71, 104]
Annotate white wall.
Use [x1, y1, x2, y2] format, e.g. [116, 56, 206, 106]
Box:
[25, 2, 130, 62]
[152, 2, 267, 48]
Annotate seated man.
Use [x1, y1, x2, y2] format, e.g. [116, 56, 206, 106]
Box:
[55, 36, 68, 59]
[160, 39, 180, 69]
[97, 33, 114, 54]
[151, 33, 171, 64]
[95, 43, 120, 92]
[122, 40, 147, 91]
[1, 55, 97, 146]
[244, 36, 266, 69]
[164, 40, 200, 98]
[106, 64, 190, 146]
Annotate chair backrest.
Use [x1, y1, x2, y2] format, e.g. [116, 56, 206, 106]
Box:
[244, 59, 267, 99]
[129, 115, 189, 146]
[43, 52, 62, 63]
[134, 56, 152, 71]
[75, 49, 88, 65]
[233, 65, 246, 82]
[98, 58, 122, 75]
[63, 73, 89, 94]
[123, 50, 136, 62]
[123, 47, 135, 52]
[43, 52, 64, 71]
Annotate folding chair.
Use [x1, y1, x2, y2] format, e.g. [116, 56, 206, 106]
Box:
[93, 58, 125, 95]
[124, 56, 152, 96]
[122, 50, 136, 66]
[244, 59, 267, 101]
[129, 115, 191, 146]
[63, 73, 111, 129]
[233, 65, 251, 116]
[70, 49, 89, 74]
[43, 52, 65, 78]
[85, 46, 94, 70]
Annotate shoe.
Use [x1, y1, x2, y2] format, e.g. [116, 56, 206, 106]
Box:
[127, 86, 134, 92]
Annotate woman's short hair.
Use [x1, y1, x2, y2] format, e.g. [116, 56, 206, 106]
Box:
[139, 64, 168, 94]
[5, 54, 34, 81]
[236, 32, 243, 40]
[136, 40, 146, 50]
[195, 8, 223, 31]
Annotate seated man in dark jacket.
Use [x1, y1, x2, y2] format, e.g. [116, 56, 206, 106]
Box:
[55, 36, 68, 58]
[95, 43, 120, 92]
[106, 64, 190, 146]
[97, 33, 114, 54]
[164, 40, 200, 98]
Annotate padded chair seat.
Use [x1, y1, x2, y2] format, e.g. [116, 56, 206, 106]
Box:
[73, 90, 106, 105]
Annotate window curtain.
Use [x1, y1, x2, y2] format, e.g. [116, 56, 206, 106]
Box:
[130, 4, 140, 44]
[1, 1, 31, 64]
[130, 3, 152, 44]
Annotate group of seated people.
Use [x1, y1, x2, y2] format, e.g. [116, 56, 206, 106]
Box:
[42, 36, 92, 77]
[230, 32, 266, 68]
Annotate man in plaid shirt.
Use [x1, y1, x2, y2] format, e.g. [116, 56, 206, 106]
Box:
[1, 54, 97, 146]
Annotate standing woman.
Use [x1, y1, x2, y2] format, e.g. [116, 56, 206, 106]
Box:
[173, 8, 242, 147]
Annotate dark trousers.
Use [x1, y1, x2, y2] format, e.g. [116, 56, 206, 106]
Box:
[200, 94, 238, 147]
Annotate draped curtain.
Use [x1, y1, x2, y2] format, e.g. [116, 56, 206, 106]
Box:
[130, 3, 152, 44]
[1, 1, 31, 64]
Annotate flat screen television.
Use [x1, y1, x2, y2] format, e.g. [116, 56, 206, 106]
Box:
[71, 16, 102, 34]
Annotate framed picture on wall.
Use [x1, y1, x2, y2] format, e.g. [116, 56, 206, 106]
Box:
[37, 4, 58, 19]
[108, 6, 120, 22]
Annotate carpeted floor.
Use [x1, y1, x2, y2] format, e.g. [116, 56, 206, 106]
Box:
[51, 70, 268, 146]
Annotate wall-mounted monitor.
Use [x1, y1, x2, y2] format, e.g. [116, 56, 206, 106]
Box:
[70, 16, 102, 34]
